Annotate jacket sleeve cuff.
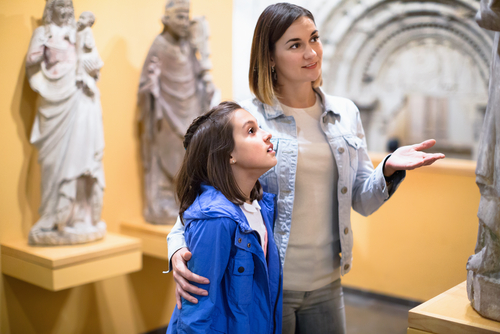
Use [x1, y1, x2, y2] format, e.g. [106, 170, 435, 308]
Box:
[380, 154, 406, 199]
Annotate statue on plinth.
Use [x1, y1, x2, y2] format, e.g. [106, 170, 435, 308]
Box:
[138, 0, 218, 224]
[26, 0, 106, 245]
[466, 0, 500, 321]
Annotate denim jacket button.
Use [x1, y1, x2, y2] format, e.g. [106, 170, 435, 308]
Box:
[344, 227, 349, 235]
[238, 266, 245, 273]
[247, 243, 251, 248]
[341, 187, 348, 194]
[238, 238, 242, 243]
[338, 147, 345, 154]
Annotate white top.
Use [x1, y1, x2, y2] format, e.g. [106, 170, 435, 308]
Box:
[240, 200, 268, 257]
[280, 97, 341, 291]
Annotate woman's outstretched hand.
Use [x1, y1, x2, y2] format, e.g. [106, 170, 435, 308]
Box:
[172, 248, 210, 309]
[384, 139, 445, 177]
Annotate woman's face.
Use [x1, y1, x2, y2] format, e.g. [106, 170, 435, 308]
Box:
[271, 16, 322, 87]
[230, 109, 277, 177]
[52, 0, 73, 26]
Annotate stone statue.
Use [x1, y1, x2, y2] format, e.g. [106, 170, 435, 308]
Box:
[138, 0, 218, 224]
[26, 0, 106, 245]
[466, 0, 500, 321]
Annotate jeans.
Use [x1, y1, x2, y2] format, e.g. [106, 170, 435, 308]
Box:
[282, 279, 347, 334]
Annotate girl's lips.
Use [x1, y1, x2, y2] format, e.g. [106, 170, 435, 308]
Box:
[302, 62, 317, 69]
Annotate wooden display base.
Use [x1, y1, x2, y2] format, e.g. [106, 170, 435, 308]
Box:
[120, 220, 173, 260]
[408, 281, 500, 334]
[1, 233, 142, 291]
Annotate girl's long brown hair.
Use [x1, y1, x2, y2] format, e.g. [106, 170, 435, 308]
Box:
[176, 102, 263, 223]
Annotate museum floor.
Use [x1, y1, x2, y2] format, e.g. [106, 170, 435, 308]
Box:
[149, 288, 417, 334]
[344, 288, 417, 334]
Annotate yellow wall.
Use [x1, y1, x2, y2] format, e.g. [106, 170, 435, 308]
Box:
[343, 155, 480, 302]
[0, 0, 232, 333]
[0, 0, 483, 332]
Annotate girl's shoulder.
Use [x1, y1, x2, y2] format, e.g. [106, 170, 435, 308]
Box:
[182, 184, 246, 227]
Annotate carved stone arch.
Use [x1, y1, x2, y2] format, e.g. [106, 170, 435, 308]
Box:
[312, 0, 492, 158]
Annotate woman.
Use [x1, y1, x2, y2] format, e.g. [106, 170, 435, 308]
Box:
[167, 102, 282, 333]
[167, 3, 444, 333]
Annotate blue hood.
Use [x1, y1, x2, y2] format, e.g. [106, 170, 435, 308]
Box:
[183, 184, 275, 233]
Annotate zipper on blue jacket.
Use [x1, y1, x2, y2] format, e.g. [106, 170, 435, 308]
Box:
[273, 243, 282, 334]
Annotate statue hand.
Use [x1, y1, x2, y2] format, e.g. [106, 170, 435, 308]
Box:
[384, 139, 445, 177]
[147, 56, 161, 98]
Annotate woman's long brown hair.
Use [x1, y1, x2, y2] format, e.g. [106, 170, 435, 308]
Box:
[175, 101, 263, 223]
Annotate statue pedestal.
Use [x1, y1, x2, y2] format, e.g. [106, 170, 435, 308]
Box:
[1, 233, 141, 291]
[408, 281, 500, 333]
[120, 220, 173, 260]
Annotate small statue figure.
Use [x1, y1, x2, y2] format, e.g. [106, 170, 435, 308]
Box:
[26, 0, 106, 245]
[75, 11, 103, 96]
[466, 0, 500, 321]
[138, 0, 218, 224]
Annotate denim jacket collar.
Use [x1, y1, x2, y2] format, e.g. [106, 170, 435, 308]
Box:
[262, 87, 341, 121]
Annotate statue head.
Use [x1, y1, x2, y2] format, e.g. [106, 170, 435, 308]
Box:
[43, 0, 76, 27]
[161, 0, 190, 39]
[77, 11, 95, 31]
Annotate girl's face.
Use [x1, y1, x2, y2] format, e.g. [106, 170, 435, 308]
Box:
[230, 109, 277, 176]
[271, 16, 322, 87]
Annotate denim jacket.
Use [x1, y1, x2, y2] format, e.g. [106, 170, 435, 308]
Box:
[167, 87, 405, 276]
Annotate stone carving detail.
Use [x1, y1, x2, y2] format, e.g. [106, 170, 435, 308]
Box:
[466, 0, 500, 321]
[26, 0, 106, 245]
[138, 0, 218, 224]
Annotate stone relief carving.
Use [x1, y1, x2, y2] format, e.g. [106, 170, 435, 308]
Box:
[138, 0, 219, 224]
[26, 0, 106, 245]
[466, 0, 500, 321]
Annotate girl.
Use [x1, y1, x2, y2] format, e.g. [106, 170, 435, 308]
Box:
[166, 101, 282, 334]
[168, 3, 445, 333]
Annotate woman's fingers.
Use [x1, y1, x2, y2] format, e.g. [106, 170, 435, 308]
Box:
[170, 248, 209, 307]
[173, 249, 210, 284]
[175, 286, 182, 309]
[412, 139, 436, 151]
[173, 269, 209, 295]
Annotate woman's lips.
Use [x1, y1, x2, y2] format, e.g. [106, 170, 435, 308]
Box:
[302, 62, 318, 69]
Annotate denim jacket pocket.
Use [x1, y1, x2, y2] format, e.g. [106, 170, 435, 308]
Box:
[343, 135, 362, 172]
[228, 251, 255, 305]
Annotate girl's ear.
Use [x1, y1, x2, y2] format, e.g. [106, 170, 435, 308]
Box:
[229, 155, 236, 165]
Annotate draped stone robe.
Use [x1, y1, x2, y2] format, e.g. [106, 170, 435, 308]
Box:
[26, 23, 105, 245]
[138, 32, 212, 224]
[466, 0, 500, 321]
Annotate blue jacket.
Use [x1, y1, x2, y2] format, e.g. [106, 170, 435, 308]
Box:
[167, 184, 283, 334]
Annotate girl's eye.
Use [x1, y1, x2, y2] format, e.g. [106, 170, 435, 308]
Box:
[311, 35, 320, 42]
[290, 43, 300, 49]
[248, 127, 255, 134]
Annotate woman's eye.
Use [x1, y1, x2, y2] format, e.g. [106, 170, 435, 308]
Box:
[290, 43, 300, 49]
[248, 127, 255, 134]
[311, 35, 320, 42]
